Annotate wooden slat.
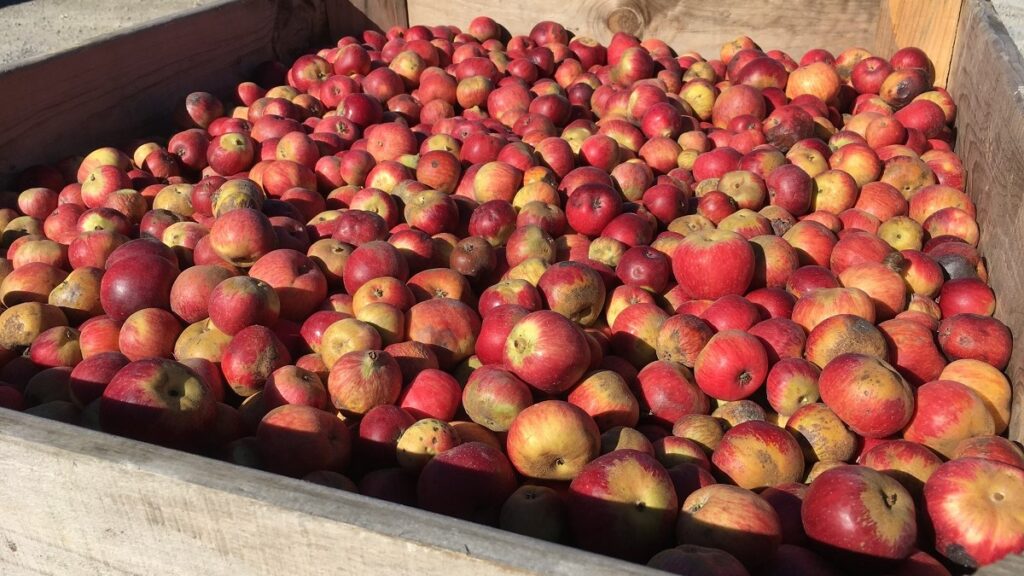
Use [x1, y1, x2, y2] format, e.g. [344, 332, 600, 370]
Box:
[408, 0, 881, 62]
[944, 0, 1024, 445]
[873, 0, 964, 86]
[0, 409, 656, 576]
[0, 0, 404, 188]
[329, 0, 409, 38]
[0, 0, 310, 187]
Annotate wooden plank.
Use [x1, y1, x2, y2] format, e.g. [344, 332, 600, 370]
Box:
[0, 0, 360, 188]
[407, 0, 880, 62]
[0, 1, 275, 186]
[0, 409, 657, 576]
[873, 0, 964, 86]
[944, 0, 1024, 444]
[979, 554, 1024, 576]
[329, 0, 410, 38]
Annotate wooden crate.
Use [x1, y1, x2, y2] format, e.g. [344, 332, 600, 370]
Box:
[0, 0, 1021, 574]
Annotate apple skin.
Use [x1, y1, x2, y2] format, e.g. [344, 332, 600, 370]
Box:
[100, 254, 179, 322]
[417, 442, 518, 526]
[804, 313, 887, 369]
[924, 457, 1024, 568]
[207, 276, 280, 335]
[99, 358, 217, 450]
[505, 400, 601, 481]
[398, 368, 461, 421]
[220, 325, 291, 397]
[462, 365, 533, 432]
[262, 365, 327, 411]
[712, 420, 805, 489]
[940, 359, 1012, 434]
[903, 380, 994, 459]
[937, 313, 1012, 370]
[802, 464, 917, 560]
[503, 310, 590, 394]
[405, 298, 480, 369]
[355, 404, 416, 469]
[208, 208, 279, 268]
[635, 360, 709, 427]
[677, 484, 783, 570]
[69, 351, 130, 408]
[248, 249, 328, 322]
[655, 314, 715, 368]
[169, 265, 235, 324]
[538, 260, 607, 327]
[475, 304, 530, 366]
[672, 229, 755, 299]
[327, 349, 402, 416]
[256, 404, 351, 478]
[647, 545, 750, 576]
[819, 353, 914, 438]
[859, 439, 943, 502]
[694, 329, 769, 401]
[567, 370, 639, 431]
[118, 308, 182, 361]
[567, 449, 679, 561]
[499, 484, 568, 544]
[953, 436, 1024, 470]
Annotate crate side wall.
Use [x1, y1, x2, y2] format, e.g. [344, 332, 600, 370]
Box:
[945, 0, 1024, 445]
[408, 0, 882, 63]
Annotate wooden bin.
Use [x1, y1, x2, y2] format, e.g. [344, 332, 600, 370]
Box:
[0, 0, 1021, 574]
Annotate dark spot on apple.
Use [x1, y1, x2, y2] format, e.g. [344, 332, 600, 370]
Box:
[881, 489, 898, 509]
[993, 491, 1005, 502]
[554, 457, 565, 467]
[634, 501, 646, 511]
[738, 371, 752, 386]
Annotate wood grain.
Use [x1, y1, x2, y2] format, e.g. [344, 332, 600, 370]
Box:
[408, 0, 881, 61]
[945, 0, 1024, 445]
[329, 0, 409, 37]
[873, 0, 964, 86]
[0, 409, 656, 575]
[0, 0, 299, 187]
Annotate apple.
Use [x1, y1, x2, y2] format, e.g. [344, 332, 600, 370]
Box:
[925, 458, 1024, 567]
[327, 349, 401, 416]
[100, 358, 216, 449]
[568, 449, 678, 561]
[398, 368, 461, 421]
[903, 380, 994, 458]
[503, 310, 590, 394]
[713, 420, 805, 488]
[417, 442, 518, 526]
[819, 353, 914, 438]
[506, 400, 600, 481]
[499, 484, 568, 543]
[636, 360, 709, 427]
[256, 403, 350, 477]
[647, 545, 749, 576]
[677, 484, 782, 569]
[567, 370, 639, 431]
[672, 229, 754, 299]
[937, 314, 1012, 370]
[405, 297, 481, 369]
[803, 464, 917, 560]
[207, 276, 280, 335]
[694, 330, 769, 401]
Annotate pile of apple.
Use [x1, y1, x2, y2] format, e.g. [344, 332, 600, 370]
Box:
[1, 14, 1021, 574]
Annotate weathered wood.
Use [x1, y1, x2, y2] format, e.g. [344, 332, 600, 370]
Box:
[408, 0, 881, 62]
[0, 409, 656, 575]
[329, 0, 409, 38]
[0, 1, 290, 186]
[945, 0, 1024, 445]
[873, 0, 964, 86]
[978, 554, 1024, 576]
